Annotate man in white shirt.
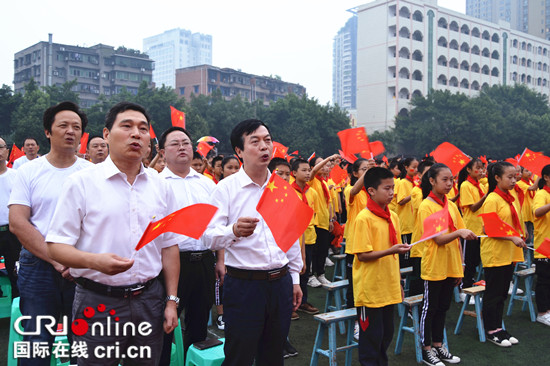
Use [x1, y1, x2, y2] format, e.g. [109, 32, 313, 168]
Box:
[46, 101, 180, 365]
[9, 102, 93, 366]
[204, 119, 303, 366]
[157, 126, 221, 364]
[13, 137, 40, 169]
[86, 135, 108, 164]
[0, 137, 20, 298]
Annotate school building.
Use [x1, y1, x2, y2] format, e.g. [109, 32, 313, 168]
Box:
[357, 0, 550, 132]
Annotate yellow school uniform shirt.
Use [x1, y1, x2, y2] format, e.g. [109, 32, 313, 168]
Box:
[389, 177, 401, 213]
[516, 179, 535, 223]
[289, 175, 295, 184]
[533, 189, 550, 259]
[343, 185, 352, 240]
[396, 178, 415, 235]
[294, 186, 319, 245]
[329, 178, 340, 215]
[480, 192, 524, 267]
[459, 180, 486, 235]
[416, 199, 465, 281]
[352, 208, 402, 308]
[309, 177, 330, 230]
[345, 190, 368, 255]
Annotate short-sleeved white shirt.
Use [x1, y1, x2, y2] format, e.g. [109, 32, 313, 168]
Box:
[8, 156, 93, 236]
[12, 156, 29, 169]
[0, 168, 17, 225]
[46, 156, 180, 286]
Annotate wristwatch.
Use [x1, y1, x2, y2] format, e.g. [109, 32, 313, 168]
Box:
[166, 295, 180, 307]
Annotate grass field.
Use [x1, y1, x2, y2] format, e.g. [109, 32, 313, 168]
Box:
[1, 263, 548, 365]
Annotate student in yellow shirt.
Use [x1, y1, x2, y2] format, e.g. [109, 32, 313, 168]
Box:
[396, 157, 418, 269]
[457, 158, 487, 291]
[388, 158, 403, 213]
[268, 157, 291, 182]
[481, 161, 527, 347]
[352, 167, 410, 366]
[517, 166, 538, 244]
[417, 164, 475, 365]
[532, 164, 550, 326]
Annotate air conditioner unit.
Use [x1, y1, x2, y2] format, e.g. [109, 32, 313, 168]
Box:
[53, 71, 59, 76]
[60, 47, 65, 51]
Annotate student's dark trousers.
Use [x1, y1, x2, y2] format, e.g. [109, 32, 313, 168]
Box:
[463, 238, 481, 288]
[346, 254, 354, 308]
[420, 278, 455, 346]
[535, 258, 550, 313]
[313, 227, 330, 276]
[483, 264, 514, 331]
[357, 305, 394, 366]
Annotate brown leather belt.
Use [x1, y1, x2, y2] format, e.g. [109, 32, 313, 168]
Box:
[226, 265, 288, 281]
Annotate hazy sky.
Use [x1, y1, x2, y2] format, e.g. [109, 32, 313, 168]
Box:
[0, 0, 465, 104]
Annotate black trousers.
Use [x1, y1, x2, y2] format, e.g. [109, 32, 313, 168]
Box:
[463, 238, 481, 288]
[312, 227, 330, 276]
[483, 264, 514, 331]
[357, 305, 394, 366]
[408, 257, 424, 297]
[535, 258, 550, 313]
[159, 250, 215, 365]
[346, 254, 354, 308]
[222, 271, 293, 366]
[301, 244, 314, 304]
[420, 278, 455, 346]
[0, 229, 21, 298]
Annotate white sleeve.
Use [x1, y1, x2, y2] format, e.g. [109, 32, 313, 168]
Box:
[45, 176, 85, 245]
[8, 166, 31, 207]
[203, 184, 239, 251]
[285, 240, 303, 284]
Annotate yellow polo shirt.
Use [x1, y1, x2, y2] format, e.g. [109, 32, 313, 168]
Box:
[460, 180, 486, 235]
[345, 190, 368, 255]
[533, 189, 550, 259]
[396, 178, 415, 235]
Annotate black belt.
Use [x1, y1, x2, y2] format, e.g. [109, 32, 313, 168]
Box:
[75, 277, 156, 298]
[180, 250, 212, 262]
[0, 224, 9, 232]
[226, 265, 288, 281]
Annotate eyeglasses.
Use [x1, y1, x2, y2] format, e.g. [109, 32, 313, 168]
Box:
[166, 141, 192, 148]
[0, 145, 7, 149]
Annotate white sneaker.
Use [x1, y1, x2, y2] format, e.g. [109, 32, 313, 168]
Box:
[536, 313, 550, 326]
[459, 292, 475, 305]
[317, 274, 332, 285]
[508, 282, 524, 295]
[308, 275, 322, 288]
[353, 321, 359, 341]
[325, 257, 334, 267]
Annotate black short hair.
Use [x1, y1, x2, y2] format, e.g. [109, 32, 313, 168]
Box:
[192, 151, 202, 160]
[23, 137, 39, 146]
[87, 135, 104, 148]
[291, 158, 309, 172]
[268, 157, 290, 172]
[221, 155, 239, 169]
[43, 101, 88, 134]
[105, 101, 150, 131]
[212, 155, 223, 167]
[364, 167, 394, 192]
[539, 164, 550, 189]
[158, 126, 192, 150]
[230, 119, 271, 153]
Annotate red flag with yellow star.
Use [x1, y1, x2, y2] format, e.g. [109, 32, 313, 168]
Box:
[430, 142, 470, 176]
[170, 106, 185, 128]
[7, 144, 24, 168]
[517, 148, 550, 177]
[135, 203, 218, 251]
[536, 238, 550, 258]
[478, 212, 520, 237]
[197, 141, 214, 158]
[256, 172, 314, 252]
[79, 132, 89, 154]
[330, 164, 348, 185]
[412, 206, 449, 245]
[338, 127, 371, 157]
[272, 141, 289, 159]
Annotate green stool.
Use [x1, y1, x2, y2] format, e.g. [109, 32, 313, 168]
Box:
[0, 274, 12, 318]
[185, 338, 225, 366]
[170, 320, 185, 366]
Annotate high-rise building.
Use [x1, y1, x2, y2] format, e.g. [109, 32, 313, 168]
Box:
[13, 34, 154, 108]
[175, 65, 305, 106]
[466, 0, 548, 40]
[332, 16, 357, 111]
[356, 0, 550, 131]
[143, 28, 212, 89]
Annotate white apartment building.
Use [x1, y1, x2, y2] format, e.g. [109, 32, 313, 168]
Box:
[357, 0, 550, 132]
[333, 16, 358, 111]
[143, 28, 212, 89]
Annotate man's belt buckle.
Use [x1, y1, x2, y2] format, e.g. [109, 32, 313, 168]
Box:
[125, 284, 145, 297]
[268, 269, 282, 281]
[190, 253, 203, 262]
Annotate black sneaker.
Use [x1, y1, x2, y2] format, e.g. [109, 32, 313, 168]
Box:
[422, 348, 444, 366]
[434, 345, 460, 363]
[501, 330, 519, 345]
[487, 330, 512, 347]
[285, 341, 298, 357]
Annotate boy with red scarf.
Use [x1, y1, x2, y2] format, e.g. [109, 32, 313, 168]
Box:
[352, 167, 410, 365]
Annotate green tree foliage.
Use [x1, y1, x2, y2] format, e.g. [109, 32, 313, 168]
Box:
[12, 80, 51, 150]
[0, 84, 22, 138]
[42, 79, 80, 106]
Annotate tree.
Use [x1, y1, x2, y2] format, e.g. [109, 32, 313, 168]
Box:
[42, 79, 80, 106]
[12, 79, 51, 150]
[0, 84, 23, 139]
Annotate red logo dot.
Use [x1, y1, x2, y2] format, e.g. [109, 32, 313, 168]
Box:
[71, 319, 89, 336]
[115, 317, 120, 321]
[109, 309, 116, 316]
[97, 304, 106, 312]
[83, 307, 95, 318]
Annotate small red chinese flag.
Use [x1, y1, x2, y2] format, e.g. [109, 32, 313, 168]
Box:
[517, 148, 550, 177]
[289, 150, 299, 156]
[369, 141, 386, 157]
[256, 172, 314, 252]
[505, 157, 518, 167]
[331, 221, 344, 247]
[149, 125, 157, 140]
[330, 164, 348, 185]
[79, 133, 89, 154]
[339, 149, 358, 164]
[413, 207, 449, 244]
[307, 152, 316, 162]
[272, 142, 289, 159]
[536, 238, 550, 258]
[7, 144, 24, 168]
[197, 141, 214, 158]
[135, 203, 218, 251]
[478, 212, 520, 237]
[430, 142, 470, 176]
[338, 127, 371, 157]
[170, 106, 185, 128]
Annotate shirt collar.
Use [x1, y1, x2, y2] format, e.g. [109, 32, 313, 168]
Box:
[160, 166, 200, 180]
[235, 166, 270, 189]
[102, 155, 146, 180]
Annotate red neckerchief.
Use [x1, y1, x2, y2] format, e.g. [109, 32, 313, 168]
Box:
[316, 176, 330, 204]
[513, 185, 525, 208]
[405, 175, 418, 188]
[428, 191, 457, 232]
[366, 199, 398, 245]
[522, 178, 535, 198]
[467, 176, 485, 198]
[292, 182, 310, 206]
[493, 187, 523, 234]
[544, 186, 550, 195]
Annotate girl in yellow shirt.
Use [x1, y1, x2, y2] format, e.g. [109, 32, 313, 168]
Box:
[396, 157, 418, 270]
[417, 164, 475, 365]
[481, 161, 527, 347]
[532, 164, 550, 326]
